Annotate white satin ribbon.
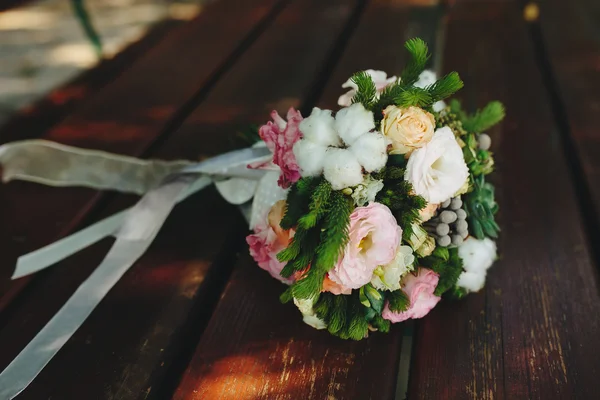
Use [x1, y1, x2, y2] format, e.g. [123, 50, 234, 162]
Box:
[0, 140, 275, 398]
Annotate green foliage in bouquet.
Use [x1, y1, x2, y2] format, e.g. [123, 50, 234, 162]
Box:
[314, 291, 371, 340]
[420, 247, 464, 296]
[350, 39, 464, 124]
[464, 175, 500, 240]
[278, 178, 354, 300]
[270, 36, 506, 340]
[387, 289, 410, 313]
[375, 165, 427, 240]
[438, 99, 504, 241]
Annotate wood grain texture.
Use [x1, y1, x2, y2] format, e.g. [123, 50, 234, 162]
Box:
[0, 19, 182, 144]
[0, 0, 361, 399]
[535, 0, 600, 243]
[0, 0, 282, 308]
[407, 2, 600, 399]
[174, 2, 443, 399]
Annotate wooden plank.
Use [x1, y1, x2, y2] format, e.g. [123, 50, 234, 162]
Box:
[534, 0, 600, 259]
[407, 2, 600, 399]
[0, 0, 361, 399]
[0, 18, 182, 143]
[0, 0, 282, 307]
[173, 2, 443, 399]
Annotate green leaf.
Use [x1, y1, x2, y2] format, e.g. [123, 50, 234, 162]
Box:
[359, 287, 371, 308]
[364, 284, 384, 314]
[432, 246, 449, 261]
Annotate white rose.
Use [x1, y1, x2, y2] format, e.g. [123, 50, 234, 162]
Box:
[293, 297, 327, 330]
[457, 237, 498, 292]
[371, 245, 415, 291]
[405, 126, 469, 204]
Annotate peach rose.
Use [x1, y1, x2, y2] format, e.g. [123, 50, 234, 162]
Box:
[381, 106, 435, 155]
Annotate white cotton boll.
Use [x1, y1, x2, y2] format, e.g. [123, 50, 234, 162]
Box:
[323, 148, 364, 190]
[414, 70, 437, 88]
[458, 237, 498, 273]
[457, 271, 487, 293]
[433, 100, 447, 112]
[293, 139, 328, 177]
[334, 103, 375, 145]
[299, 107, 341, 147]
[350, 132, 388, 172]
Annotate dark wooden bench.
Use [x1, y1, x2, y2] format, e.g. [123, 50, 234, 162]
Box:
[0, 0, 598, 399]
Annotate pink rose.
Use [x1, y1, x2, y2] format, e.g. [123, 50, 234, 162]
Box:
[382, 268, 441, 322]
[247, 200, 295, 284]
[257, 108, 303, 188]
[328, 203, 400, 289]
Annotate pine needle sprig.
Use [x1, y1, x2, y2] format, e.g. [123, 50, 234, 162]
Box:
[297, 180, 332, 229]
[420, 247, 464, 296]
[376, 177, 426, 236]
[400, 38, 430, 85]
[291, 269, 326, 300]
[370, 314, 391, 333]
[388, 289, 410, 312]
[280, 177, 319, 230]
[288, 191, 354, 300]
[350, 71, 378, 110]
[395, 87, 433, 108]
[314, 291, 369, 340]
[279, 227, 320, 278]
[314, 191, 354, 272]
[462, 101, 505, 133]
[426, 71, 464, 102]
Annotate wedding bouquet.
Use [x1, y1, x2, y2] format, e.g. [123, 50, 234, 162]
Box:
[246, 38, 504, 339]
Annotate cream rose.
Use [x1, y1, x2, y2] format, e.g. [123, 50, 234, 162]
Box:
[381, 106, 436, 155]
